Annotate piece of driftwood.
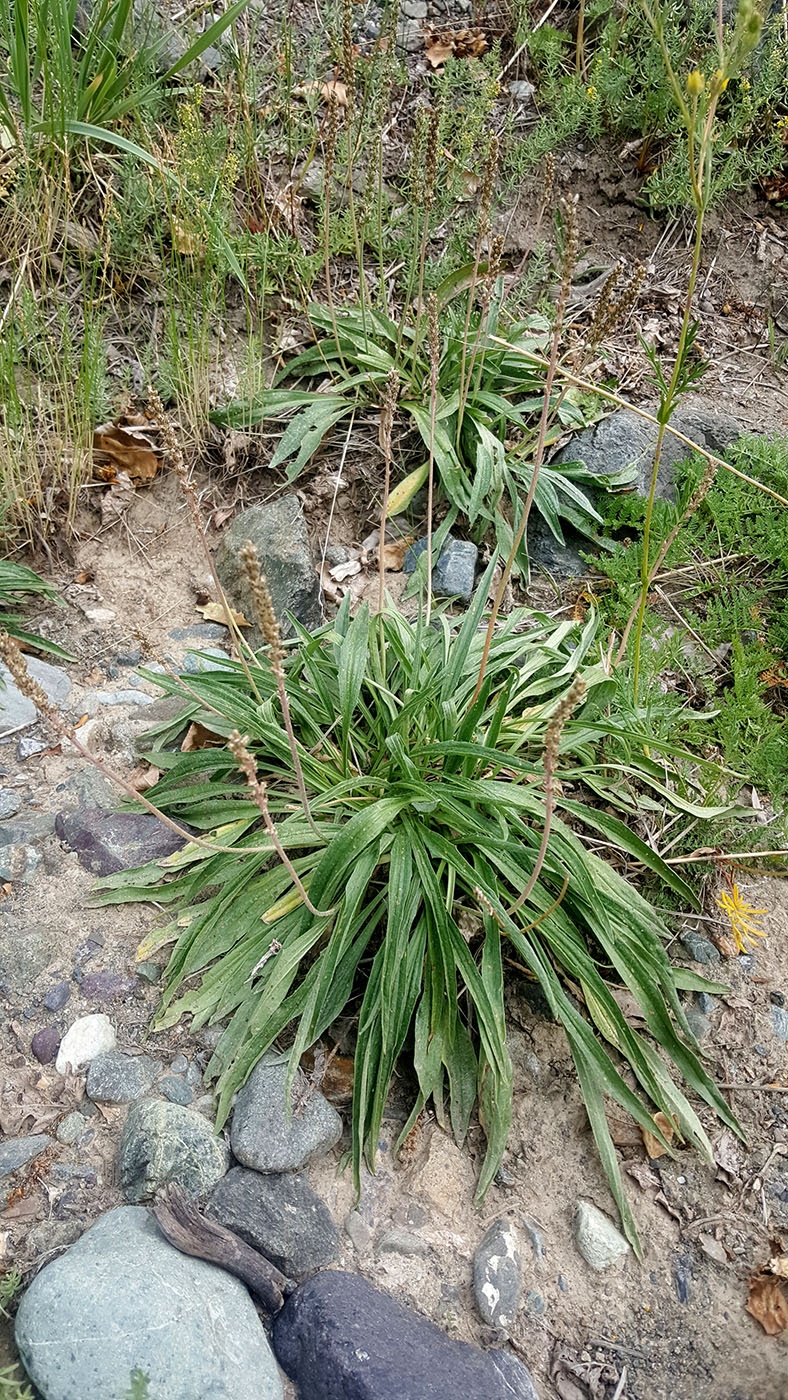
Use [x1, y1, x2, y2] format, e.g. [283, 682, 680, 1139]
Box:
[153, 1183, 294, 1313]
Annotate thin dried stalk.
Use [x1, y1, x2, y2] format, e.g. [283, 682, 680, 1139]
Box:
[239, 540, 319, 838]
[456, 135, 499, 443]
[426, 293, 440, 624]
[378, 368, 399, 614]
[228, 729, 331, 917]
[509, 676, 586, 914]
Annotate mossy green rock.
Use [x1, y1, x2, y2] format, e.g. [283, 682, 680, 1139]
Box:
[119, 1099, 229, 1202]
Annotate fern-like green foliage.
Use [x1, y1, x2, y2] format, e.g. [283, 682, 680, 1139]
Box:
[95, 574, 738, 1250]
[594, 433, 788, 799]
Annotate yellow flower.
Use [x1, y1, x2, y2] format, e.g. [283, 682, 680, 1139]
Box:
[586, 85, 597, 99]
[716, 883, 767, 953]
[687, 70, 705, 97]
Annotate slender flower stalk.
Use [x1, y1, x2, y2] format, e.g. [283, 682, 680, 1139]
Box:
[410, 105, 440, 381]
[322, 94, 347, 372]
[228, 730, 331, 917]
[456, 135, 499, 444]
[377, 368, 399, 615]
[426, 292, 440, 623]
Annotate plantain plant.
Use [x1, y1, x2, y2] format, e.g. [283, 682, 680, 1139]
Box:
[94, 567, 738, 1250]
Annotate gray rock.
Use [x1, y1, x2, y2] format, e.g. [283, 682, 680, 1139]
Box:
[680, 930, 720, 965]
[508, 80, 535, 103]
[0, 788, 22, 819]
[401, 0, 427, 15]
[377, 1228, 430, 1258]
[86, 1051, 159, 1103]
[56, 1112, 88, 1145]
[169, 623, 228, 641]
[208, 1166, 339, 1278]
[0, 657, 71, 737]
[115, 647, 143, 666]
[44, 981, 71, 1012]
[685, 1009, 710, 1041]
[526, 513, 590, 580]
[214, 497, 323, 645]
[575, 1199, 629, 1270]
[160, 1075, 193, 1105]
[170, 1052, 189, 1074]
[403, 534, 479, 601]
[17, 736, 48, 759]
[0, 1135, 52, 1178]
[273, 1271, 540, 1400]
[473, 1218, 522, 1331]
[31, 1026, 60, 1064]
[696, 991, 715, 1014]
[119, 1098, 229, 1202]
[396, 17, 424, 50]
[523, 1290, 545, 1314]
[183, 647, 230, 674]
[345, 1210, 373, 1253]
[772, 1006, 788, 1042]
[136, 960, 162, 984]
[15, 1206, 283, 1400]
[93, 689, 154, 708]
[0, 844, 41, 883]
[521, 1217, 546, 1261]
[56, 1014, 116, 1074]
[55, 768, 117, 811]
[554, 402, 742, 502]
[54, 807, 185, 876]
[0, 811, 56, 847]
[230, 1052, 342, 1173]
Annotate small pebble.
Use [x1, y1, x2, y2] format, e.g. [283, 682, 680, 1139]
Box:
[116, 648, 143, 666]
[695, 992, 715, 1015]
[523, 1291, 545, 1315]
[0, 789, 22, 820]
[770, 991, 786, 1007]
[345, 1210, 373, 1253]
[772, 1007, 788, 1043]
[170, 1053, 189, 1074]
[44, 981, 71, 1012]
[94, 690, 154, 707]
[377, 1229, 430, 1257]
[136, 961, 162, 985]
[558, 1275, 568, 1292]
[56, 1112, 87, 1145]
[17, 737, 47, 760]
[31, 1026, 60, 1065]
[160, 1076, 193, 1106]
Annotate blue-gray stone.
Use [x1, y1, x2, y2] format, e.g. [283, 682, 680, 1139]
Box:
[160, 1075, 193, 1105]
[208, 1166, 339, 1278]
[86, 1051, 158, 1104]
[169, 624, 228, 641]
[685, 1009, 710, 1041]
[230, 1052, 342, 1173]
[170, 1053, 189, 1074]
[183, 648, 229, 674]
[44, 981, 71, 1012]
[273, 1271, 539, 1400]
[0, 1135, 52, 1178]
[403, 534, 478, 601]
[0, 788, 22, 820]
[214, 496, 323, 644]
[0, 844, 40, 883]
[472, 1218, 522, 1331]
[94, 689, 154, 707]
[523, 1290, 545, 1315]
[695, 992, 715, 1015]
[680, 930, 720, 965]
[15, 1206, 283, 1400]
[135, 960, 161, 984]
[772, 1006, 788, 1042]
[115, 648, 142, 666]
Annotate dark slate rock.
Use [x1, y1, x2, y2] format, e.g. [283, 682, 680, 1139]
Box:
[119, 1099, 229, 1202]
[0, 1135, 52, 1178]
[473, 1218, 522, 1331]
[44, 981, 71, 1012]
[31, 1026, 60, 1064]
[772, 1006, 788, 1042]
[208, 1166, 339, 1278]
[0, 812, 57, 848]
[685, 1009, 710, 1040]
[680, 930, 720, 965]
[86, 1051, 159, 1104]
[169, 623, 228, 641]
[273, 1271, 540, 1400]
[695, 991, 715, 1015]
[214, 496, 323, 645]
[403, 534, 478, 601]
[54, 807, 185, 876]
[15, 1206, 283, 1400]
[553, 402, 742, 502]
[160, 1075, 193, 1105]
[80, 970, 136, 1003]
[0, 788, 22, 820]
[135, 960, 161, 984]
[230, 1052, 342, 1173]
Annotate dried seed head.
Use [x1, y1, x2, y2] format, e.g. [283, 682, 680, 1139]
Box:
[543, 675, 586, 783]
[556, 195, 579, 324]
[228, 728, 259, 789]
[588, 261, 644, 349]
[379, 366, 399, 456]
[409, 109, 428, 207]
[423, 106, 441, 212]
[0, 631, 56, 718]
[146, 386, 187, 484]
[477, 134, 499, 242]
[427, 293, 440, 392]
[239, 540, 284, 675]
[341, 0, 356, 110]
[325, 92, 340, 182]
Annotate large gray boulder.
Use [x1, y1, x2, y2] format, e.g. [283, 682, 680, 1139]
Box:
[15, 1206, 283, 1400]
[214, 497, 323, 645]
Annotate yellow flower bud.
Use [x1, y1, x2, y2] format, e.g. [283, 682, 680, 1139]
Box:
[687, 70, 705, 97]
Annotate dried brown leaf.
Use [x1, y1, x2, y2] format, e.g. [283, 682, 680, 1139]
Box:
[625, 1159, 660, 1191]
[181, 722, 223, 753]
[746, 1274, 788, 1335]
[93, 423, 160, 487]
[295, 78, 348, 107]
[642, 1111, 676, 1160]
[197, 602, 251, 628]
[768, 1254, 788, 1280]
[381, 538, 412, 571]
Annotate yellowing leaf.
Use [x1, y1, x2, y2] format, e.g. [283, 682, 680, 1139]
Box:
[642, 1111, 676, 1160]
[197, 601, 251, 627]
[263, 887, 306, 924]
[388, 461, 429, 516]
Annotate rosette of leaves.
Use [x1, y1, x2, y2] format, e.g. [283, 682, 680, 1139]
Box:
[213, 298, 623, 575]
[95, 573, 737, 1249]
